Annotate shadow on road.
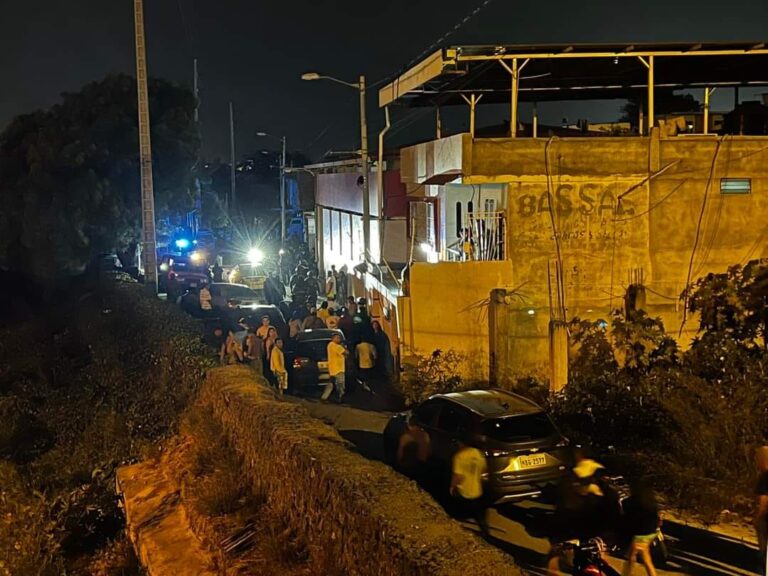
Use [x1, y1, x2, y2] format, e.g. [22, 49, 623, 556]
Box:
[663, 521, 761, 576]
[339, 429, 386, 462]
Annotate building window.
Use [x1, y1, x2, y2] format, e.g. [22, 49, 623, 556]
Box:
[720, 178, 751, 194]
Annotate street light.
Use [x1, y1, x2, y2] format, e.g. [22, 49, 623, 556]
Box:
[256, 131, 287, 243]
[302, 71, 370, 263]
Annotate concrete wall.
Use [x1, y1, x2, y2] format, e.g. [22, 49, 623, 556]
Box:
[405, 261, 515, 381]
[400, 132, 768, 382]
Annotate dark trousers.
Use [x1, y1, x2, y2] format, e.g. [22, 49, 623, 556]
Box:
[455, 494, 490, 536]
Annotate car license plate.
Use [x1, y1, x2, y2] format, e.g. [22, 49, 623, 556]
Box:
[518, 453, 547, 469]
[318, 361, 328, 370]
[189, 282, 198, 288]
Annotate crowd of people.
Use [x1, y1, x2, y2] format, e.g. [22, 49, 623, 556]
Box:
[208, 249, 393, 403]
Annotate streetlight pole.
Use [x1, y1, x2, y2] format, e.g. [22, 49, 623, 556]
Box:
[301, 72, 370, 263]
[358, 75, 370, 263]
[256, 132, 287, 243]
[280, 135, 287, 243]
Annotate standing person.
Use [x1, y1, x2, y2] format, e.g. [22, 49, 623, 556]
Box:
[270, 337, 288, 395]
[212, 261, 224, 283]
[325, 309, 340, 330]
[337, 308, 354, 340]
[450, 438, 489, 537]
[264, 326, 278, 363]
[755, 446, 768, 565]
[371, 320, 393, 378]
[317, 301, 331, 323]
[256, 315, 272, 341]
[302, 308, 326, 330]
[321, 333, 348, 402]
[346, 296, 358, 316]
[355, 338, 377, 393]
[244, 328, 263, 366]
[325, 270, 337, 303]
[198, 283, 212, 313]
[223, 329, 244, 365]
[622, 479, 660, 576]
[397, 416, 431, 473]
[288, 311, 303, 339]
[337, 266, 348, 305]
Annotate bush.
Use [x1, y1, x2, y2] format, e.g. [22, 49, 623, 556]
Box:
[400, 349, 467, 406]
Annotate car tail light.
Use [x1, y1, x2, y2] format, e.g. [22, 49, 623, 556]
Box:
[293, 357, 309, 369]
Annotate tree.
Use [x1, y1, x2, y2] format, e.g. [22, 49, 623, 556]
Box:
[621, 91, 701, 126]
[0, 74, 199, 280]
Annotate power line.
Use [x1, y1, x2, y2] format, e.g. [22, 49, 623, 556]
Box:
[372, 0, 497, 90]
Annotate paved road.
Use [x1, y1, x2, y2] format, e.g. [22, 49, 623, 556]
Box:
[294, 397, 763, 576]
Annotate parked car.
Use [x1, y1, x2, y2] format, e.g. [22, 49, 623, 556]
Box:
[209, 282, 265, 312]
[288, 329, 349, 392]
[236, 306, 288, 339]
[383, 389, 570, 503]
[158, 254, 209, 298]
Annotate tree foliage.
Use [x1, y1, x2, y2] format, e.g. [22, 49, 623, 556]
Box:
[0, 74, 199, 279]
[552, 260, 768, 519]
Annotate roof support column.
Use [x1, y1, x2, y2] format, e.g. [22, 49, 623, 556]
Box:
[703, 87, 716, 134]
[533, 102, 538, 138]
[637, 55, 655, 135]
[461, 93, 483, 138]
[499, 58, 529, 137]
[436, 106, 442, 139]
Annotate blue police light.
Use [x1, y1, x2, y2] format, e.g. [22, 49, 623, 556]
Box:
[175, 238, 191, 249]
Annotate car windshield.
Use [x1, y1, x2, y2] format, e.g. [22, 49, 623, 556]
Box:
[224, 285, 259, 298]
[481, 413, 556, 442]
[296, 339, 331, 361]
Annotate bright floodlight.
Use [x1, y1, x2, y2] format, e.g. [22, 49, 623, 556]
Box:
[301, 72, 321, 81]
[248, 247, 264, 264]
[175, 238, 190, 249]
[190, 251, 203, 263]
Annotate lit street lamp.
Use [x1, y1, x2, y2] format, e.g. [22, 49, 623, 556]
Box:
[256, 131, 287, 242]
[301, 72, 369, 262]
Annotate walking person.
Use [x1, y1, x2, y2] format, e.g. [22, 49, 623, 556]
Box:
[325, 270, 337, 303]
[450, 438, 489, 537]
[755, 446, 768, 570]
[321, 333, 348, 402]
[337, 266, 348, 305]
[622, 479, 660, 576]
[355, 338, 377, 393]
[270, 337, 288, 395]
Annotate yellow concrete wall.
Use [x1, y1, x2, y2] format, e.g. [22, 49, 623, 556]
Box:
[400, 133, 768, 380]
[407, 261, 515, 382]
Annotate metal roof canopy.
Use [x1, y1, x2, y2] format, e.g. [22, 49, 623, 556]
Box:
[378, 42, 768, 108]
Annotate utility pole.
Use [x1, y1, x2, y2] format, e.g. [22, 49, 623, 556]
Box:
[193, 58, 199, 123]
[133, 0, 158, 292]
[359, 75, 370, 262]
[280, 135, 287, 242]
[229, 102, 236, 216]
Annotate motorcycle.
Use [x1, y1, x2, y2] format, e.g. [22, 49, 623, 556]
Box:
[551, 538, 621, 576]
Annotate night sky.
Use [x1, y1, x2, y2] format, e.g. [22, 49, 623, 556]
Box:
[2, 0, 767, 160]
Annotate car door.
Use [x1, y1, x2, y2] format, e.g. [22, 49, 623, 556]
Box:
[429, 401, 473, 471]
[209, 284, 225, 309]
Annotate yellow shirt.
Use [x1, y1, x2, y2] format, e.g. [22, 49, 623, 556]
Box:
[317, 308, 330, 321]
[270, 346, 286, 374]
[325, 316, 339, 329]
[327, 341, 347, 376]
[452, 447, 486, 500]
[356, 342, 377, 369]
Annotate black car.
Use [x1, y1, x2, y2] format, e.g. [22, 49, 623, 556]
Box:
[288, 329, 348, 392]
[383, 389, 570, 503]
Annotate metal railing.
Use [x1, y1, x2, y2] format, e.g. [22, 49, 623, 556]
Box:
[457, 211, 506, 261]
